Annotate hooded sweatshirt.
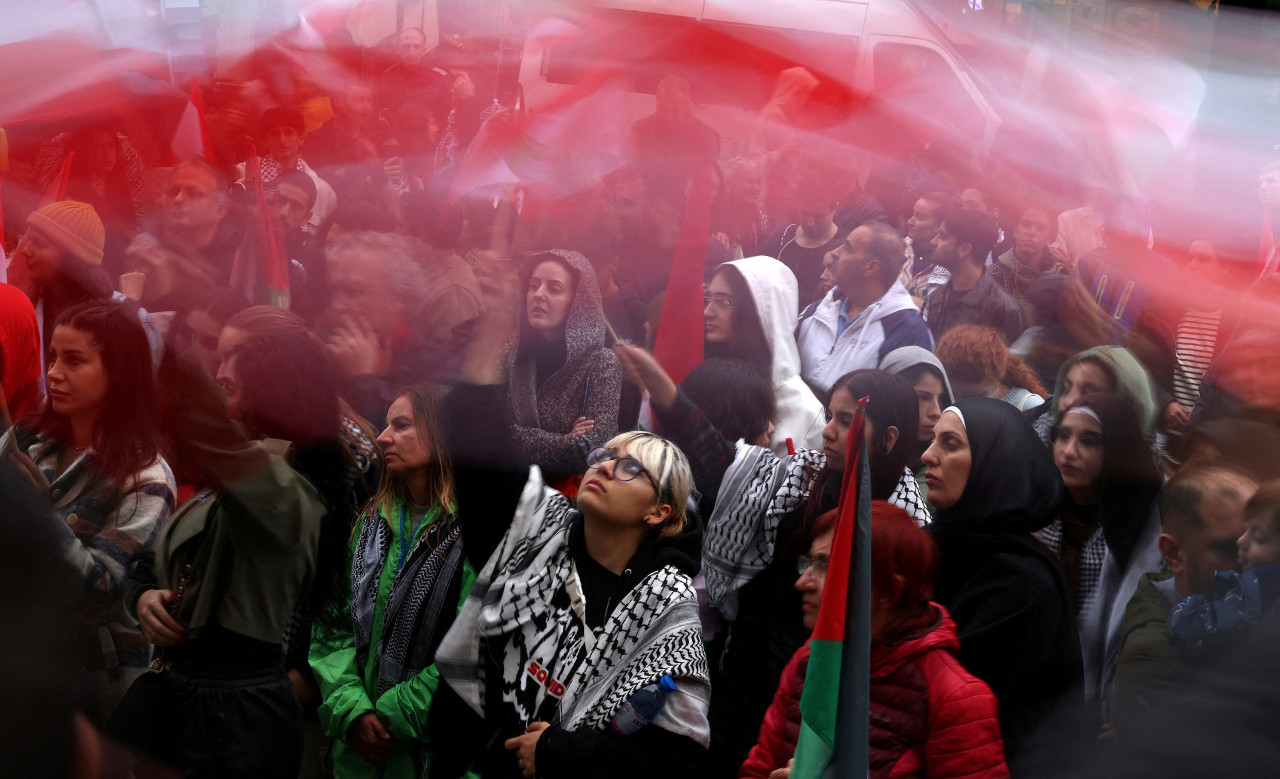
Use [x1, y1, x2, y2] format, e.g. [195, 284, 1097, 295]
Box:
[1030, 345, 1158, 444]
[929, 399, 1084, 772]
[724, 256, 826, 455]
[509, 250, 623, 478]
[797, 280, 934, 394]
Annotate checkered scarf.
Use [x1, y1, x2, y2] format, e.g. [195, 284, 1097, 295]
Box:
[436, 467, 709, 738]
[704, 447, 932, 620]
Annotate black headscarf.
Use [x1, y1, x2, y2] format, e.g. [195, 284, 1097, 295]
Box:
[931, 397, 1066, 597]
[1061, 392, 1162, 569]
[936, 397, 1064, 534]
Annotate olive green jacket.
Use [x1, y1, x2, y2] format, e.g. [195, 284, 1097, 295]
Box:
[144, 438, 324, 644]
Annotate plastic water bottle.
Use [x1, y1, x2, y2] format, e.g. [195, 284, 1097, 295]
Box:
[610, 675, 677, 735]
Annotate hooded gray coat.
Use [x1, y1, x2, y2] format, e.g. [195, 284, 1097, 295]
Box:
[508, 250, 622, 477]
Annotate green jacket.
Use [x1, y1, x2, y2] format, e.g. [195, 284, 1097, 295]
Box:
[310, 498, 477, 778]
[148, 437, 325, 644]
[1110, 571, 1184, 733]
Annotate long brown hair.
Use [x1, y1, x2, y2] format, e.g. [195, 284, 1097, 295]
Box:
[367, 385, 455, 522]
[28, 300, 159, 486]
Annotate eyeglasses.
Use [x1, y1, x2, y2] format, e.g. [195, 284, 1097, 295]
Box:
[704, 294, 735, 311]
[1050, 426, 1104, 450]
[797, 555, 829, 579]
[586, 448, 661, 496]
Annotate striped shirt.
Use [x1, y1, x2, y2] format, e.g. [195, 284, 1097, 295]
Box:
[1173, 309, 1222, 410]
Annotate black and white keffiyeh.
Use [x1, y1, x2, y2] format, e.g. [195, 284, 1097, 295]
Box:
[350, 500, 464, 696]
[703, 446, 931, 620]
[436, 466, 710, 744]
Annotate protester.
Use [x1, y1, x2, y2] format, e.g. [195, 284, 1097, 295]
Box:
[1110, 465, 1256, 733]
[124, 160, 243, 313]
[704, 257, 825, 454]
[879, 345, 955, 514]
[1039, 393, 1164, 729]
[923, 207, 1025, 346]
[922, 399, 1084, 771]
[617, 343, 927, 778]
[119, 331, 347, 776]
[311, 385, 476, 778]
[3, 300, 175, 722]
[796, 222, 933, 393]
[17, 201, 115, 348]
[740, 504, 1008, 779]
[321, 231, 471, 427]
[427, 270, 711, 778]
[507, 250, 622, 483]
[1168, 480, 1280, 658]
[935, 324, 1047, 411]
[238, 106, 337, 228]
[1027, 345, 1159, 446]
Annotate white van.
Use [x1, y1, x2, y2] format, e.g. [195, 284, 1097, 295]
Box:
[516, 0, 1006, 165]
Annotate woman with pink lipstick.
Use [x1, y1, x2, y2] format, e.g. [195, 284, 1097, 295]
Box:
[3, 300, 174, 721]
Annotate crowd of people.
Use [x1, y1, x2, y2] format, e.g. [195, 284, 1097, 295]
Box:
[4, 22, 1280, 779]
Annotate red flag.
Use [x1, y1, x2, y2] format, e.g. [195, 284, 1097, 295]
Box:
[234, 144, 290, 308]
[43, 151, 74, 204]
[166, 79, 218, 166]
[0, 127, 7, 272]
[651, 165, 714, 385]
[1260, 204, 1274, 277]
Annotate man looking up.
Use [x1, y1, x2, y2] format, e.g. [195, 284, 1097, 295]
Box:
[797, 222, 934, 393]
[923, 206, 1025, 345]
[1111, 465, 1257, 732]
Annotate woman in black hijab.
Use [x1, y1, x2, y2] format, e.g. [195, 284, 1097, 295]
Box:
[921, 398, 1084, 775]
[1044, 392, 1164, 728]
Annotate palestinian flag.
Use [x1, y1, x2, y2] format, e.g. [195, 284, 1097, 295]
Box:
[233, 144, 290, 309]
[791, 396, 872, 778]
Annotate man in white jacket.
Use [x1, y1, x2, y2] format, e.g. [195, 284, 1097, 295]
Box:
[797, 223, 934, 394]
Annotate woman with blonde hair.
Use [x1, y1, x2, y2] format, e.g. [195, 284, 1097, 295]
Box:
[426, 268, 711, 778]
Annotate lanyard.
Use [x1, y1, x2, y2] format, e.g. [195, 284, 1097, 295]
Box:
[397, 504, 426, 574]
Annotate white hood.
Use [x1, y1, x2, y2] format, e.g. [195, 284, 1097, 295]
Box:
[724, 256, 804, 388]
[725, 256, 825, 454]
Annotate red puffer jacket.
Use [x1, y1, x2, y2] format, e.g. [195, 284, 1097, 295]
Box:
[739, 605, 1009, 778]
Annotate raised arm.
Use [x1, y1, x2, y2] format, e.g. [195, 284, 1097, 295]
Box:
[444, 258, 533, 569]
[614, 343, 737, 501]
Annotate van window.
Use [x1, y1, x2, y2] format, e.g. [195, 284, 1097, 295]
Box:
[872, 42, 984, 141]
[543, 13, 860, 126]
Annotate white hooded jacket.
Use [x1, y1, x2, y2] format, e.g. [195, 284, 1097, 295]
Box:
[724, 256, 826, 455]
